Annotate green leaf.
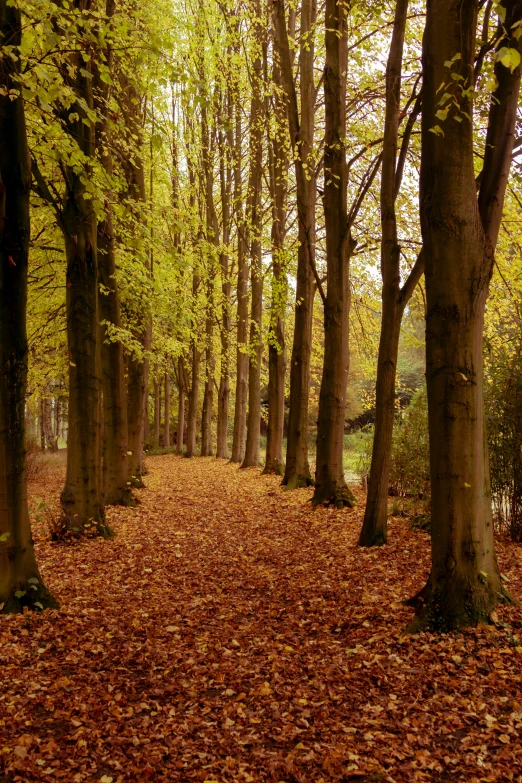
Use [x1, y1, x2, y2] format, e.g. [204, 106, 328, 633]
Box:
[14, 590, 26, 599]
[28, 577, 39, 585]
[0, 532, 10, 542]
[429, 125, 444, 137]
[497, 47, 521, 72]
[495, 3, 506, 23]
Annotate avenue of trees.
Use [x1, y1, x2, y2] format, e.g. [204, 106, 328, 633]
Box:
[1, 0, 522, 631]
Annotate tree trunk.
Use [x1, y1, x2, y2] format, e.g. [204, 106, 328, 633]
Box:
[273, 0, 317, 489]
[186, 339, 200, 458]
[0, 0, 58, 612]
[199, 87, 217, 459]
[216, 92, 233, 459]
[409, 0, 521, 631]
[264, 59, 288, 476]
[126, 347, 148, 486]
[39, 399, 45, 451]
[231, 86, 249, 463]
[42, 384, 58, 452]
[242, 11, 265, 469]
[216, 284, 231, 458]
[120, 82, 151, 489]
[164, 369, 170, 449]
[201, 286, 214, 456]
[54, 398, 60, 445]
[176, 357, 186, 454]
[60, 206, 110, 534]
[95, 23, 135, 507]
[313, 0, 354, 508]
[359, 0, 425, 544]
[56, 12, 110, 535]
[153, 370, 161, 448]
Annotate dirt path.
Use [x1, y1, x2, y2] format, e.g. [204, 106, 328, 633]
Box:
[1, 454, 522, 782]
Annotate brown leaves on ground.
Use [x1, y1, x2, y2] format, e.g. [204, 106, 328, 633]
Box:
[1, 454, 522, 783]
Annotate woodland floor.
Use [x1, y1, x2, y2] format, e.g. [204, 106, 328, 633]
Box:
[1, 455, 522, 783]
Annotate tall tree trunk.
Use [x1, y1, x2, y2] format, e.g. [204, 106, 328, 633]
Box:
[201, 341, 214, 455]
[216, 91, 233, 459]
[200, 86, 218, 458]
[359, 0, 424, 544]
[57, 3, 110, 535]
[200, 273, 215, 456]
[164, 369, 170, 448]
[39, 399, 45, 451]
[242, 11, 265, 468]
[153, 370, 161, 448]
[42, 383, 58, 452]
[176, 356, 186, 454]
[264, 59, 288, 476]
[55, 398, 60, 444]
[121, 83, 151, 489]
[231, 85, 249, 463]
[273, 0, 317, 489]
[94, 4, 135, 507]
[186, 338, 200, 458]
[408, 0, 521, 631]
[312, 0, 354, 507]
[61, 198, 110, 533]
[0, 0, 58, 611]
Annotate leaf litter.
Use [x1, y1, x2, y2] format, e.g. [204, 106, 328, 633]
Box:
[1, 454, 522, 782]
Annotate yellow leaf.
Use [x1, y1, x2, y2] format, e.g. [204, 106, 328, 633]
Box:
[499, 733, 510, 744]
[259, 682, 273, 696]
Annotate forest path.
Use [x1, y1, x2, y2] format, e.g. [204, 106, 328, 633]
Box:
[1, 454, 522, 782]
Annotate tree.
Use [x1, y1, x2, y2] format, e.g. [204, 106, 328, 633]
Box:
[409, 0, 522, 630]
[94, 0, 135, 507]
[53, 0, 111, 536]
[358, 0, 424, 544]
[120, 80, 152, 489]
[0, 0, 57, 612]
[216, 86, 233, 459]
[230, 20, 251, 464]
[272, 0, 317, 489]
[242, 1, 265, 469]
[264, 56, 289, 476]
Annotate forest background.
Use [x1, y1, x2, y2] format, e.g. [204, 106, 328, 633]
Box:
[1, 0, 522, 629]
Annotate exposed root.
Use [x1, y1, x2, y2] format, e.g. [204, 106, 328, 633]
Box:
[312, 483, 356, 509]
[262, 461, 285, 477]
[282, 472, 314, 491]
[54, 513, 114, 543]
[404, 576, 512, 634]
[109, 488, 139, 508]
[358, 527, 387, 547]
[0, 579, 59, 614]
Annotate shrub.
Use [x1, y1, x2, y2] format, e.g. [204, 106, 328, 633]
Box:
[486, 341, 522, 541]
[389, 386, 430, 502]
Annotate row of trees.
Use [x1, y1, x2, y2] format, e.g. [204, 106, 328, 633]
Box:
[1, 0, 521, 630]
